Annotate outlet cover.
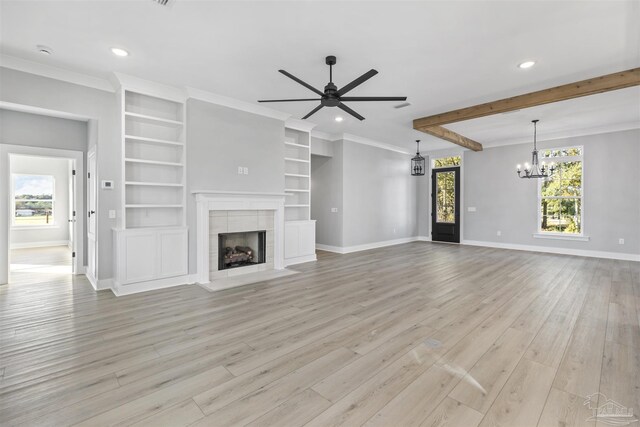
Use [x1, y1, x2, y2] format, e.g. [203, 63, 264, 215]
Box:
[619, 238, 625, 245]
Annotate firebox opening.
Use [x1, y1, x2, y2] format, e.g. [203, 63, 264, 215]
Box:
[218, 230, 266, 270]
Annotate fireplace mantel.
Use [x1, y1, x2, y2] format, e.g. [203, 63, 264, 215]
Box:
[194, 191, 285, 284]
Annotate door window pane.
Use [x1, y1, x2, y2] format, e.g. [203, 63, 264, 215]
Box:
[436, 171, 455, 223]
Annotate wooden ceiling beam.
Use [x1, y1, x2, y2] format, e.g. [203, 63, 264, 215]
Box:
[414, 68, 640, 129]
[421, 125, 483, 152]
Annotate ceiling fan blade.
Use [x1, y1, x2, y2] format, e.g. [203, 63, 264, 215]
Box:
[258, 98, 320, 103]
[337, 69, 378, 96]
[279, 70, 325, 96]
[339, 96, 407, 102]
[337, 102, 365, 121]
[302, 104, 324, 120]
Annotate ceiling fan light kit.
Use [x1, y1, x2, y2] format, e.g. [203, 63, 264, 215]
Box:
[258, 55, 407, 121]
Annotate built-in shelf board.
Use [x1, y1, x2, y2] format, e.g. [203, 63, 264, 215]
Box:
[284, 142, 310, 149]
[285, 204, 310, 208]
[124, 158, 183, 167]
[284, 189, 310, 192]
[284, 173, 309, 178]
[124, 111, 183, 127]
[125, 181, 184, 187]
[285, 157, 310, 163]
[125, 204, 183, 208]
[121, 87, 187, 230]
[125, 135, 184, 146]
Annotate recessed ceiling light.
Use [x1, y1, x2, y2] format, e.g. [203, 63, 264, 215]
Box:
[111, 47, 129, 57]
[335, 116, 344, 122]
[518, 60, 536, 69]
[36, 45, 53, 55]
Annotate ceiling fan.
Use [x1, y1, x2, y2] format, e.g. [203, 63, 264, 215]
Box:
[258, 55, 407, 121]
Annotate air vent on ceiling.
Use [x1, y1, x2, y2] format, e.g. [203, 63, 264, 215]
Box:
[394, 102, 411, 109]
[152, 0, 173, 6]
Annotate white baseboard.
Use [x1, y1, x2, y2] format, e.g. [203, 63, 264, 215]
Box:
[462, 239, 640, 262]
[10, 240, 70, 249]
[111, 275, 194, 297]
[316, 236, 429, 254]
[284, 253, 317, 266]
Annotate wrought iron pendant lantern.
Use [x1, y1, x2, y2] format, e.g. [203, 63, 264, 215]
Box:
[411, 140, 425, 176]
[517, 119, 555, 179]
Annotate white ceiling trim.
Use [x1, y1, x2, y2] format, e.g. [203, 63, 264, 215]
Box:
[0, 101, 91, 122]
[310, 130, 412, 155]
[342, 133, 412, 155]
[481, 120, 640, 149]
[186, 86, 291, 122]
[113, 72, 186, 102]
[0, 54, 115, 93]
[285, 117, 317, 133]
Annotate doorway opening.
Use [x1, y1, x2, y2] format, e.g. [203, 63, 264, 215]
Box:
[8, 154, 77, 283]
[431, 156, 461, 243]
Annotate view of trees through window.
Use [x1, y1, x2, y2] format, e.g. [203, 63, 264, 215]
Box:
[539, 147, 583, 234]
[433, 156, 461, 168]
[436, 171, 456, 223]
[13, 174, 55, 226]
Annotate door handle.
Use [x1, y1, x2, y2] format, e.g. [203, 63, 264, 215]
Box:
[88, 210, 95, 217]
[68, 219, 76, 223]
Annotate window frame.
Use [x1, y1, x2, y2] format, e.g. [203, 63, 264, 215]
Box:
[11, 173, 57, 228]
[536, 145, 585, 238]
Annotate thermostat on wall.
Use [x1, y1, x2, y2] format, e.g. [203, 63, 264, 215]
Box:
[101, 180, 114, 190]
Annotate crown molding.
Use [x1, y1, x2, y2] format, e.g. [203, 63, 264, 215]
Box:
[0, 54, 115, 92]
[186, 87, 291, 122]
[310, 130, 338, 141]
[310, 130, 412, 155]
[113, 72, 186, 102]
[481, 120, 640, 149]
[342, 133, 412, 155]
[285, 117, 317, 133]
[0, 101, 91, 122]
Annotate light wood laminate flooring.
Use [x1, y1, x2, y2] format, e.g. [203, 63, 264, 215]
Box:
[1, 243, 638, 426]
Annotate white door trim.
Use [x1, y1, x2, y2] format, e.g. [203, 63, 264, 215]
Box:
[0, 144, 84, 284]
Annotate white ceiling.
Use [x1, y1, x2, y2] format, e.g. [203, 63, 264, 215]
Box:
[1, 0, 639, 151]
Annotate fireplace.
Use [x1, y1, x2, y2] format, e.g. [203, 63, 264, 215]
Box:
[218, 230, 266, 270]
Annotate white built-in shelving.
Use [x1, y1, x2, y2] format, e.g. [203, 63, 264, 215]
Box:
[283, 127, 311, 221]
[121, 89, 187, 229]
[283, 119, 317, 266]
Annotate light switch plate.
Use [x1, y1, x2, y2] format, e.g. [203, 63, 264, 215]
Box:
[108, 210, 116, 219]
[243, 167, 249, 175]
[331, 208, 338, 213]
[467, 207, 476, 212]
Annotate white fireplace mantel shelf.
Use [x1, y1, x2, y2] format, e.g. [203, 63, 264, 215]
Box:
[194, 191, 286, 285]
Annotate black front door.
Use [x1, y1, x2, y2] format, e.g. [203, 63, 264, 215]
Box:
[431, 166, 460, 243]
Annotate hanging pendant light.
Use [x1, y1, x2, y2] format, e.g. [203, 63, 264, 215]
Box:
[517, 120, 555, 179]
[411, 140, 425, 176]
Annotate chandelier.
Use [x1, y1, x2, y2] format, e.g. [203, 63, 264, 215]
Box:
[517, 120, 555, 179]
[411, 140, 425, 176]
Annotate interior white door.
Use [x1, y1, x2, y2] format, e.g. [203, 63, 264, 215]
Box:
[69, 160, 78, 274]
[87, 149, 97, 282]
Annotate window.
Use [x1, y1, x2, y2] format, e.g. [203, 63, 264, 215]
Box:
[538, 146, 583, 234]
[433, 156, 461, 169]
[13, 174, 55, 226]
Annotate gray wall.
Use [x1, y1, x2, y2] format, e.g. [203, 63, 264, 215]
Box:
[311, 140, 343, 247]
[463, 129, 640, 255]
[0, 109, 88, 152]
[1, 68, 118, 279]
[311, 139, 418, 248]
[186, 99, 285, 273]
[342, 141, 417, 247]
[9, 156, 70, 246]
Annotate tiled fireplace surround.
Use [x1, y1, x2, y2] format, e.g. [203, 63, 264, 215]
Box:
[194, 191, 285, 285]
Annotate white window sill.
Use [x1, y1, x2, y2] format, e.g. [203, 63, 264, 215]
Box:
[11, 224, 60, 230]
[533, 233, 590, 242]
